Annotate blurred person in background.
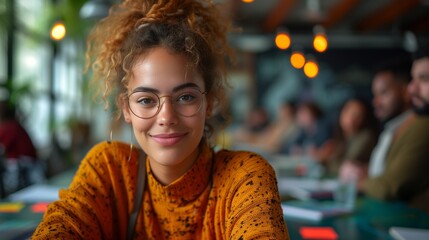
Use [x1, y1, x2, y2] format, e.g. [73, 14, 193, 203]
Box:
[343, 48, 429, 213]
[326, 97, 379, 178]
[0, 99, 40, 194]
[340, 59, 412, 184]
[281, 101, 334, 162]
[255, 101, 299, 154]
[232, 106, 269, 144]
[367, 59, 413, 178]
[232, 101, 299, 155]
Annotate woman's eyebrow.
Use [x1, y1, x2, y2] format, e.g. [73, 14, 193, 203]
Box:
[131, 86, 159, 94]
[131, 83, 201, 94]
[172, 82, 201, 92]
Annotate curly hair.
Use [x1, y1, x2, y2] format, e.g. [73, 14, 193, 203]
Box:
[86, 0, 233, 136]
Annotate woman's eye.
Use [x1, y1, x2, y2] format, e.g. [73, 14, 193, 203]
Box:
[137, 97, 157, 106]
[177, 94, 196, 103]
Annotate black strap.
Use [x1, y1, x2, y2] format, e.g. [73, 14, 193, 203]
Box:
[127, 150, 146, 240]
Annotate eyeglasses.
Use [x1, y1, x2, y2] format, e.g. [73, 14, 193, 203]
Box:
[128, 87, 207, 119]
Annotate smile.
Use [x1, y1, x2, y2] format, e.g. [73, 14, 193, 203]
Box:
[151, 133, 187, 146]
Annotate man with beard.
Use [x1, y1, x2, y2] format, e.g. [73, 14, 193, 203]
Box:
[368, 60, 412, 178]
[362, 48, 429, 213]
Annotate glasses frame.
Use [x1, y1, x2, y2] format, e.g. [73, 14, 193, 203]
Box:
[127, 88, 207, 119]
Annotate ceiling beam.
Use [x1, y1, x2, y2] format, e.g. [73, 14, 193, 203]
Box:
[323, 0, 359, 29]
[356, 0, 421, 32]
[261, 0, 297, 33]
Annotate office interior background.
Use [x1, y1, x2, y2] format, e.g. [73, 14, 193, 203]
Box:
[1, 0, 429, 176]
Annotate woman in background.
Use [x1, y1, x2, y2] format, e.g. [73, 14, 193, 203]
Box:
[328, 98, 379, 178]
[32, 0, 288, 239]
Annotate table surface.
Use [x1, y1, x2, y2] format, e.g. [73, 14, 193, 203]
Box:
[0, 167, 76, 240]
[1, 168, 429, 240]
[285, 197, 429, 239]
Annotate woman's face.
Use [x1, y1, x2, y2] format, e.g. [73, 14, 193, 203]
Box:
[123, 47, 208, 177]
[340, 100, 365, 136]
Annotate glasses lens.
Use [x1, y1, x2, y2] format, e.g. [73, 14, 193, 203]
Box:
[128, 91, 160, 119]
[128, 88, 205, 119]
[172, 88, 204, 117]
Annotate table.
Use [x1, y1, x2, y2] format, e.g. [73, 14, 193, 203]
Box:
[0, 167, 76, 240]
[2, 166, 429, 240]
[284, 197, 429, 239]
[269, 155, 429, 239]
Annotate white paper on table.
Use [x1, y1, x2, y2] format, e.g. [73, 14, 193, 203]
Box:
[389, 227, 429, 240]
[277, 177, 339, 200]
[8, 184, 61, 203]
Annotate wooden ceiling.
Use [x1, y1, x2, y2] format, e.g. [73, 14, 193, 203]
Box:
[222, 0, 429, 51]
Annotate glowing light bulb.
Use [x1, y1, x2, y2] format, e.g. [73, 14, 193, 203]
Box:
[50, 22, 66, 41]
[275, 32, 291, 50]
[313, 33, 328, 52]
[304, 61, 319, 78]
[290, 52, 306, 69]
[242, 0, 254, 2]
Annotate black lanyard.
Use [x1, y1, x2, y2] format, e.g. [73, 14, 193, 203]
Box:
[127, 150, 146, 240]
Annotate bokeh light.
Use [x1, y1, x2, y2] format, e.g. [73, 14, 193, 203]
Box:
[304, 61, 319, 78]
[275, 32, 291, 50]
[290, 52, 306, 69]
[50, 22, 66, 41]
[313, 33, 328, 52]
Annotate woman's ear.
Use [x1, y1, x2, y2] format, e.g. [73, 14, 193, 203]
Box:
[121, 98, 132, 123]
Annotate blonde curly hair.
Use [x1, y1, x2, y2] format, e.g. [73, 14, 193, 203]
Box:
[86, 0, 233, 135]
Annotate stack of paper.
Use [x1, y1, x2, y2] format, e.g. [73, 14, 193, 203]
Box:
[282, 200, 353, 221]
[277, 177, 339, 200]
[8, 184, 61, 203]
[389, 227, 429, 240]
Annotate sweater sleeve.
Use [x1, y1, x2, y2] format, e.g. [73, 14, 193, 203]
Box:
[217, 151, 289, 239]
[363, 118, 429, 201]
[32, 141, 136, 239]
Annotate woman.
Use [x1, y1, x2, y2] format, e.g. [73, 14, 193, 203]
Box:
[32, 0, 289, 239]
[329, 98, 379, 178]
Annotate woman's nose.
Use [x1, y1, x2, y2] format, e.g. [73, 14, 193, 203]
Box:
[157, 97, 178, 126]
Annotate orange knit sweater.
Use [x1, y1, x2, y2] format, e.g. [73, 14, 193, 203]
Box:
[32, 141, 289, 239]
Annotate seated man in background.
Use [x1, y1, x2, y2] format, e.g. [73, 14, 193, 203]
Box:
[344, 48, 429, 213]
[368, 60, 413, 178]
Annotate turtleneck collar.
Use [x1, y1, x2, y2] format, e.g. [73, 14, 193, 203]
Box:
[147, 142, 214, 206]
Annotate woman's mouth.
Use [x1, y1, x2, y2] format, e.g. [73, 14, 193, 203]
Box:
[151, 133, 187, 146]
